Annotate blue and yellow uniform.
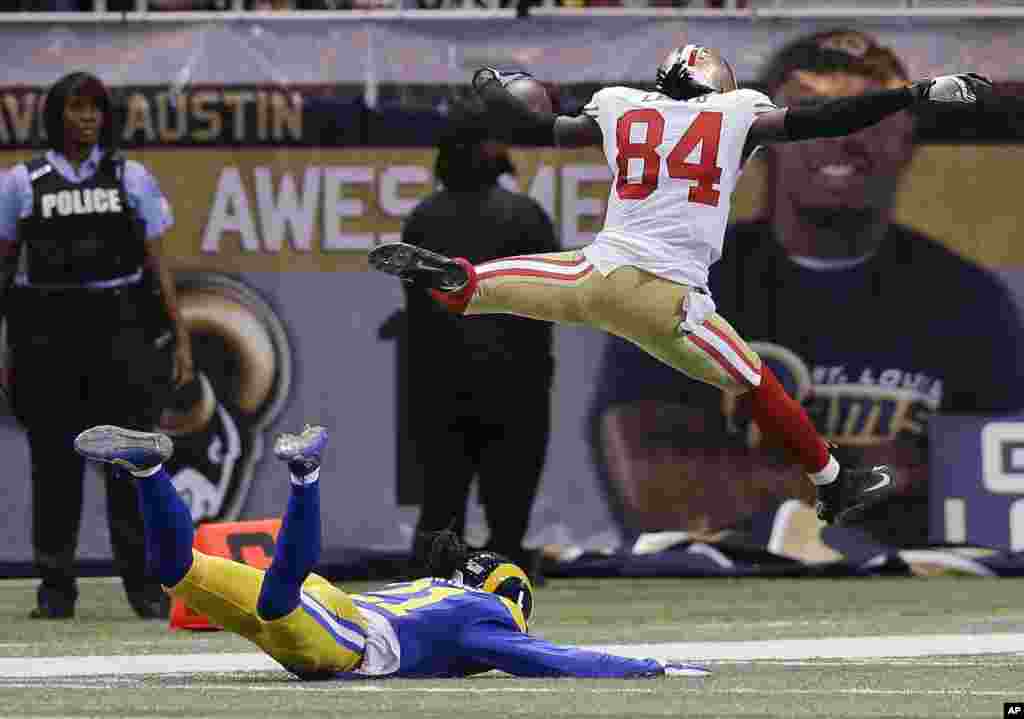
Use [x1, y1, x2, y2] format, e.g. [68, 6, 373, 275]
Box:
[76, 423, 680, 680]
[351, 578, 663, 678]
[168, 559, 664, 679]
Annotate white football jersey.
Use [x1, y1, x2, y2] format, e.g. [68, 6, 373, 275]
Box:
[581, 86, 776, 288]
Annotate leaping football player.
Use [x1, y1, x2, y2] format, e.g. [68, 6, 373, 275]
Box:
[368, 46, 990, 524]
[73, 423, 708, 680]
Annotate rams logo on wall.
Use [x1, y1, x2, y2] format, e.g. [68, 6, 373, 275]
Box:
[159, 273, 293, 523]
[723, 341, 941, 450]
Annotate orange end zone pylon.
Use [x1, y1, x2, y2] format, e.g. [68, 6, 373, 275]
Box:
[169, 518, 282, 631]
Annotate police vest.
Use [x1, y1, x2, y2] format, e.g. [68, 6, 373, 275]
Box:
[16, 153, 147, 286]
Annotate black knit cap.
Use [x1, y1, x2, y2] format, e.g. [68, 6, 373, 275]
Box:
[758, 29, 909, 98]
[44, 71, 117, 155]
[437, 101, 489, 154]
[434, 98, 512, 192]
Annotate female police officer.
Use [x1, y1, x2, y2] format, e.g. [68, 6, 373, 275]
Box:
[0, 72, 194, 619]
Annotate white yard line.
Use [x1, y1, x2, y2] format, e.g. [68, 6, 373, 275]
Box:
[5, 653, 279, 678]
[0, 683, 1018, 698]
[2, 633, 1023, 679]
[588, 633, 1024, 661]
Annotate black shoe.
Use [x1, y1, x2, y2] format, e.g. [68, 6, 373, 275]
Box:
[524, 550, 547, 589]
[815, 464, 896, 525]
[29, 584, 76, 620]
[126, 587, 171, 620]
[368, 243, 469, 292]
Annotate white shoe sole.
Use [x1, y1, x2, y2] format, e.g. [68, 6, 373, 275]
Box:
[73, 425, 174, 472]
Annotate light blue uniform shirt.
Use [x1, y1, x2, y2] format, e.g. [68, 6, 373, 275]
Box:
[0, 146, 173, 243]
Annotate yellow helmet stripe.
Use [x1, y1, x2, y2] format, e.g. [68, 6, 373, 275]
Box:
[483, 562, 532, 631]
[498, 597, 528, 633]
[482, 562, 533, 597]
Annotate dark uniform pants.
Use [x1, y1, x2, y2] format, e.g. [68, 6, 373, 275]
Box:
[409, 370, 552, 571]
[7, 287, 173, 596]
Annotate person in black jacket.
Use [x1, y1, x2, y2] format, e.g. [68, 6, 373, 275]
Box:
[0, 72, 194, 619]
[398, 106, 557, 577]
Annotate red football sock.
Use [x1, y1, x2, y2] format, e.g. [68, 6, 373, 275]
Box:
[428, 258, 478, 315]
[746, 365, 830, 474]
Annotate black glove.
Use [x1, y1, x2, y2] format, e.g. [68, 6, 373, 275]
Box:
[472, 67, 534, 93]
[911, 73, 993, 105]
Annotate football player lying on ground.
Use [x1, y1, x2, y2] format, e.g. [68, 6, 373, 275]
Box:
[73, 424, 708, 679]
[368, 46, 990, 525]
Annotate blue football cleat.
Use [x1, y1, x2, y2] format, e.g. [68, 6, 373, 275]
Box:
[660, 661, 712, 678]
[273, 425, 329, 475]
[74, 425, 174, 474]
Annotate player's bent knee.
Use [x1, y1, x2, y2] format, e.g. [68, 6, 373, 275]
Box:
[749, 367, 763, 389]
[256, 573, 301, 621]
[738, 361, 762, 391]
[724, 362, 762, 394]
[744, 348, 763, 389]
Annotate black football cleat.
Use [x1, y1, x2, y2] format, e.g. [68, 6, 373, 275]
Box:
[368, 243, 469, 292]
[126, 586, 171, 620]
[815, 464, 896, 525]
[29, 584, 76, 620]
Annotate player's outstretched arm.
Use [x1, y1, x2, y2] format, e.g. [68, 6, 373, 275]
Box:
[459, 622, 698, 678]
[472, 68, 602, 148]
[748, 73, 992, 145]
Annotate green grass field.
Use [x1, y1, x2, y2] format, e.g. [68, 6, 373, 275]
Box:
[2, 575, 1023, 718]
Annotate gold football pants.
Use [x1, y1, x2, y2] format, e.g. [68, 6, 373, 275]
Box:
[167, 550, 366, 677]
[466, 251, 762, 392]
